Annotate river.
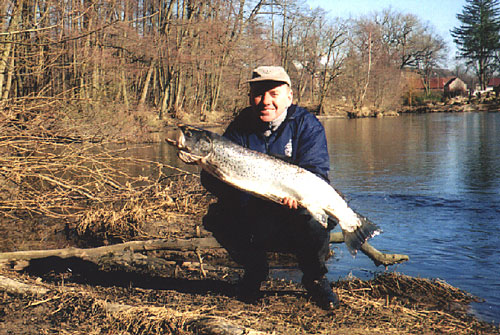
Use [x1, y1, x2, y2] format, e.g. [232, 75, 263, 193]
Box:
[155, 112, 499, 324]
[321, 112, 500, 325]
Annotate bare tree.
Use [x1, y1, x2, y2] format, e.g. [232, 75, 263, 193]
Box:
[337, 9, 447, 113]
[316, 19, 347, 114]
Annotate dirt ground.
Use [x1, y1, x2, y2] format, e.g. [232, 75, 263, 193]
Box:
[1, 206, 499, 335]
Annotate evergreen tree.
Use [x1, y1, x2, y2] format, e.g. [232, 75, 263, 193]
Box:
[451, 0, 500, 90]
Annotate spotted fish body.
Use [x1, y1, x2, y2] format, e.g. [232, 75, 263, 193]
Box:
[168, 124, 381, 255]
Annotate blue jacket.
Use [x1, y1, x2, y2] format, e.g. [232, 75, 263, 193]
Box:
[201, 104, 330, 205]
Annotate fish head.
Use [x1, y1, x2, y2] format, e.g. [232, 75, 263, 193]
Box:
[166, 124, 213, 164]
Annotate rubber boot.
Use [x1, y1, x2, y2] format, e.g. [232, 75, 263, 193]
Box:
[236, 251, 269, 303]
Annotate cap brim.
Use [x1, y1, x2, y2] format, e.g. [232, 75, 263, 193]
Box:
[247, 78, 290, 86]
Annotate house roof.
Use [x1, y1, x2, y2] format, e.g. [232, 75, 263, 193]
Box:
[488, 77, 500, 87]
[428, 77, 455, 90]
[445, 78, 457, 86]
[403, 71, 465, 90]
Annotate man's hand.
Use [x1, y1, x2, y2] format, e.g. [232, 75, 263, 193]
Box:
[282, 197, 298, 210]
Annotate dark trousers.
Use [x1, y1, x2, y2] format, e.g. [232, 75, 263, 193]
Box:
[203, 198, 333, 283]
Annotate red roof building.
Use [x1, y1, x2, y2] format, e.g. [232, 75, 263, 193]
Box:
[427, 77, 455, 90]
[487, 78, 500, 87]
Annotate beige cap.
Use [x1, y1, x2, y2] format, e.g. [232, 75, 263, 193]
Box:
[247, 66, 291, 86]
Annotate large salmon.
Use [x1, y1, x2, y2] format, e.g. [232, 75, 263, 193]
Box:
[167, 124, 381, 255]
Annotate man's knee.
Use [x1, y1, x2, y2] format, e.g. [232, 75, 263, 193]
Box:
[288, 211, 331, 277]
[202, 202, 237, 233]
[290, 210, 330, 247]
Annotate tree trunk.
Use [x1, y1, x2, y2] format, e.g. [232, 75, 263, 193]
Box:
[121, 68, 129, 108]
[139, 59, 156, 105]
[359, 31, 372, 110]
[1, 38, 15, 100]
[0, 0, 22, 100]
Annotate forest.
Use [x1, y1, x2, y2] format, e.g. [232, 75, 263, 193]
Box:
[0, 0, 448, 138]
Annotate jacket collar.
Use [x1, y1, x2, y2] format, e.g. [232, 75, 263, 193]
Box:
[286, 104, 298, 119]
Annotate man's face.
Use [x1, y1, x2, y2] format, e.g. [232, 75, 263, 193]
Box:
[249, 81, 293, 122]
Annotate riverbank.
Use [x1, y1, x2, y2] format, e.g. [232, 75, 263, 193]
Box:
[3, 96, 496, 145]
[1, 265, 497, 334]
[324, 98, 499, 119]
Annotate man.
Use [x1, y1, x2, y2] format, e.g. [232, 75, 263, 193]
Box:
[201, 66, 339, 310]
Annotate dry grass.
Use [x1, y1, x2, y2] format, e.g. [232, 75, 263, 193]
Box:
[0, 99, 210, 248]
[1, 269, 497, 335]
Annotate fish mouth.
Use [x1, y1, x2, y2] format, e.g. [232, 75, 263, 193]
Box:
[166, 126, 204, 164]
[166, 126, 186, 149]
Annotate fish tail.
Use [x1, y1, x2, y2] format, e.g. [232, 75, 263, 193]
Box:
[343, 215, 381, 256]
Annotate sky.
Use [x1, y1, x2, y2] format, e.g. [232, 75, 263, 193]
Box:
[306, 0, 467, 63]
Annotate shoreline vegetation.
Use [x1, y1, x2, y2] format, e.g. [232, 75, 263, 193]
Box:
[1, 98, 499, 334]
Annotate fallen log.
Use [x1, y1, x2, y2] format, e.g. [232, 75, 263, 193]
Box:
[0, 237, 220, 263]
[0, 234, 408, 269]
[0, 275, 49, 295]
[329, 232, 409, 267]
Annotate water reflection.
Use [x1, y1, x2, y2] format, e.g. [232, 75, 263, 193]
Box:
[462, 114, 499, 191]
[107, 134, 201, 180]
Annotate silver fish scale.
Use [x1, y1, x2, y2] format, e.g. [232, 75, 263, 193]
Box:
[203, 135, 361, 229]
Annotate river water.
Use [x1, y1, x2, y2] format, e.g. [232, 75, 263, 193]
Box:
[156, 112, 499, 324]
[321, 112, 500, 325]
